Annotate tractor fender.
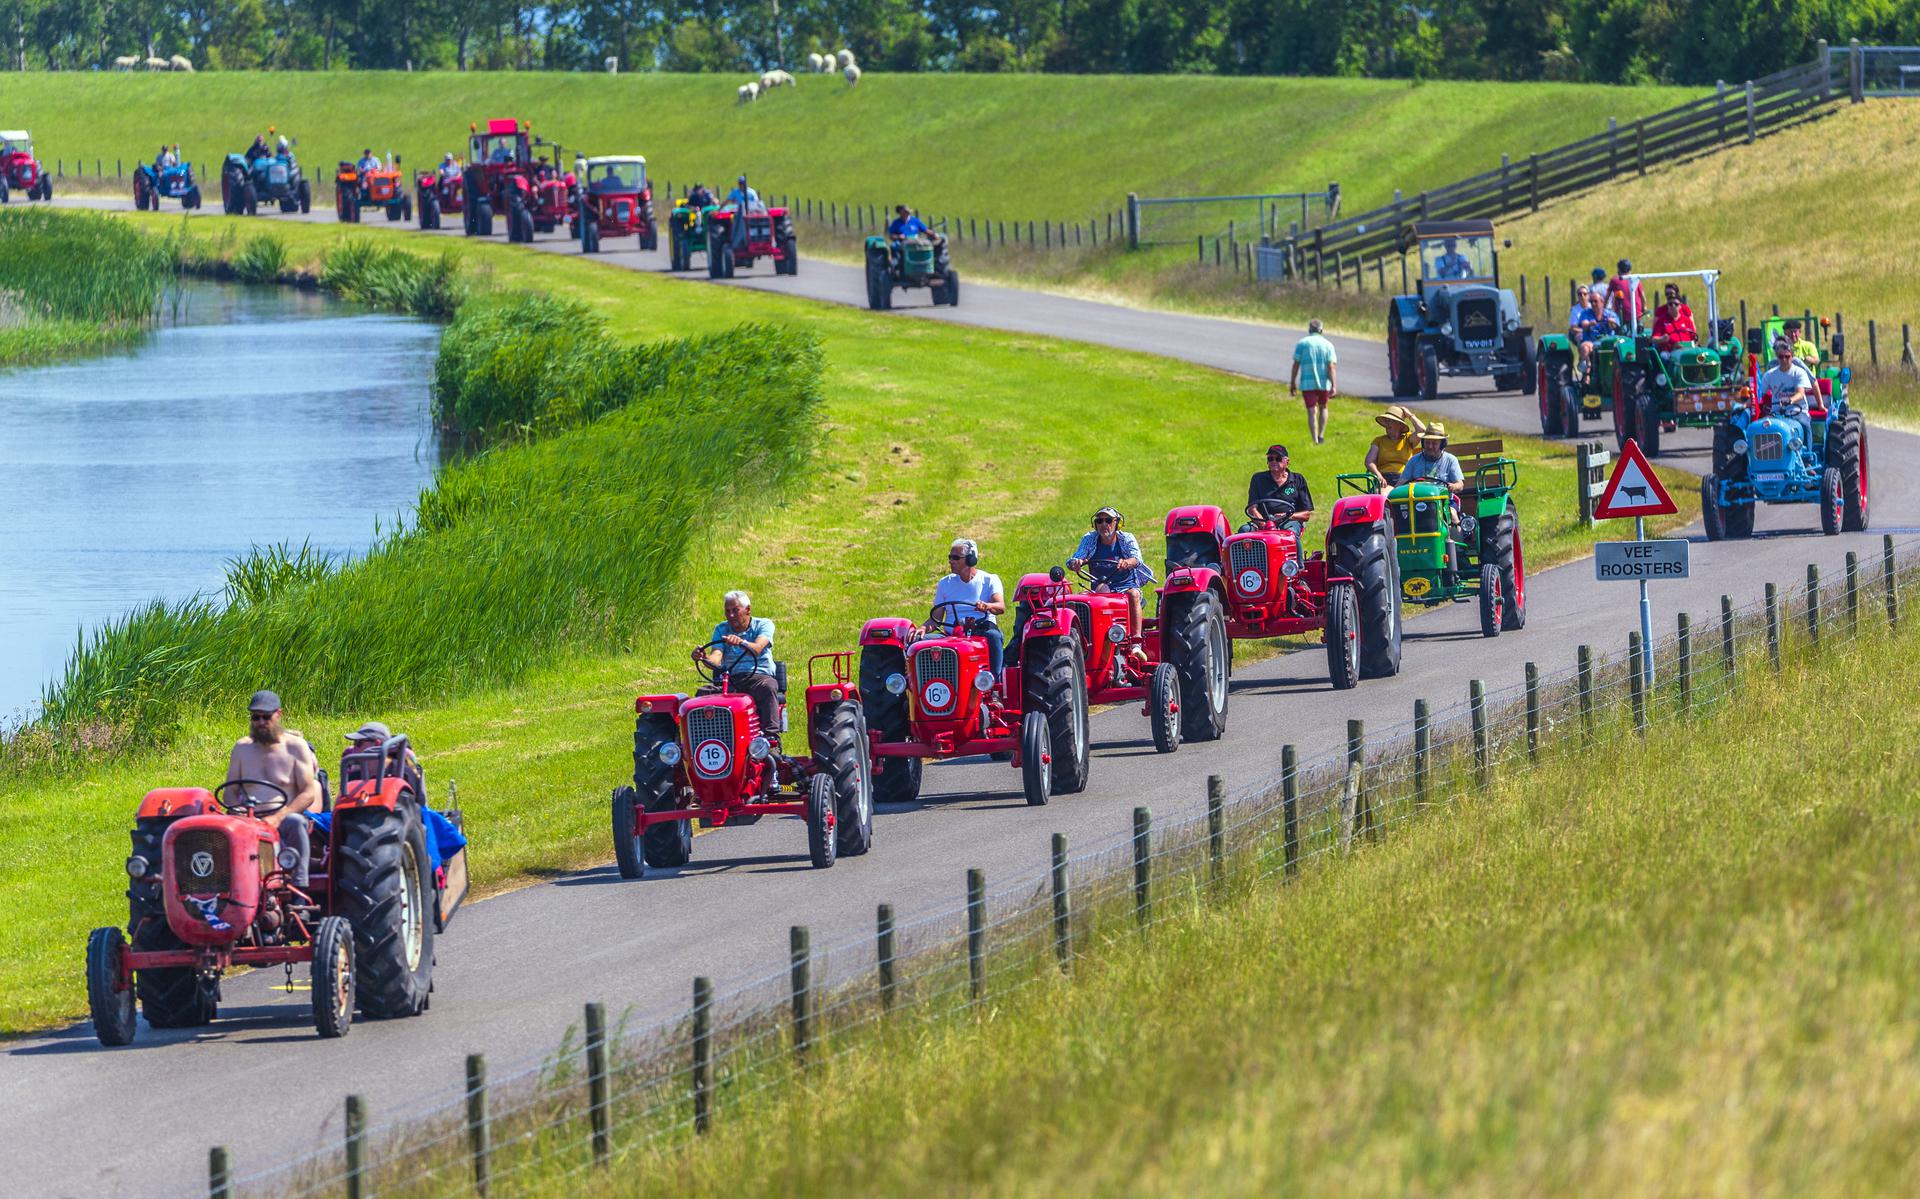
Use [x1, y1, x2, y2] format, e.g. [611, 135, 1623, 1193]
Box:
[137, 787, 215, 820]
[1327, 492, 1387, 533]
[1164, 504, 1228, 540]
[1158, 565, 1223, 601]
[860, 617, 916, 648]
[805, 683, 861, 710]
[1536, 332, 1574, 356]
[337, 777, 409, 812]
[635, 693, 687, 716]
[1389, 294, 1424, 335]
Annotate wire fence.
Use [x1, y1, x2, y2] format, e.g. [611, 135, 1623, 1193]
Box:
[201, 530, 1920, 1199]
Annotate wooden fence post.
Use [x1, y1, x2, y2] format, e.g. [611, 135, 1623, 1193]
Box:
[1807, 563, 1822, 647]
[1765, 583, 1782, 670]
[585, 1002, 609, 1167]
[966, 868, 986, 1002]
[1132, 807, 1152, 930]
[876, 904, 896, 1011]
[790, 925, 812, 1066]
[1413, 699, 1431, 804]
[345, 1095, 366, 1199]
[1721, 595, 1737, 686]
[467, 1054, 492, 1193]
[692, 979, 712, 1134]
[1206, 775, 1225, 893]
[1578, 645, 1595, 742]
[1677, 613, 1693, 716]
[1885, 535, 1900, 627]
[1524, 663, 1540, 760]
[1347, 719, 1370, 839]
[1281, 746, 1299, 877]
[1470, 680, 1488, 785]
[209, 1148, 232, 1199]
[1051, 833, 1071, 972]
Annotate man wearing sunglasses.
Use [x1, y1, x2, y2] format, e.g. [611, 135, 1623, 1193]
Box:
[226, 690, 322, 887]
[924, 538, 1006, 686]
[1246, 444, 1314, 536]
[1067, 507, 1154, 651]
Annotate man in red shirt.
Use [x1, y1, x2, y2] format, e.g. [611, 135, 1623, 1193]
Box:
[1651, 283, 1696, 350]
[1607, 258, 1647, 331]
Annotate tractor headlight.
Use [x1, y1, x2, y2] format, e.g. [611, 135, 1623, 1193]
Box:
[975, 668, 996, 692]
[1504, 317, 1519, 331]
[1440, 321, 1453, 336]
[1460, 515, 1478, 536]
[885, 672, 907, 695]
[657, 741, 683, 767]
[748, 736, 772, 762]
[125, 855, 149, 879]
[1733, 438, 1748, 454]
[1106, 625, 1126, 644]
[277, 847, 301, 872]
[1281, 557, 1302, 578]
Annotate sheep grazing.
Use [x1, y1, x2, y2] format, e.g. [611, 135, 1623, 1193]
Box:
[759, 72, 776, 91]
[168, 54, 194, 72]
[807, 52, 823, 72]
[143, 56, 168, 70]
[771, 69, 795, 86]
[837, 49, 855, 69]
[111, 55, 139, 71]
[818, 56, 836, 73]
[738, 81, 760, 102]
[843, 63, 862, 86]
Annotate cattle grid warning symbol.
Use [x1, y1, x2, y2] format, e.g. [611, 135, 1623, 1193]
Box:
[1592, 439, 1678, 520]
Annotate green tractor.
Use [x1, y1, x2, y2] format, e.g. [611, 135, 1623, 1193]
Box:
[1534, 268, 1745, 456]
[865, 233, 958, 310]
[667, 196, 717, 273]
[1338, 436, 1527, 637]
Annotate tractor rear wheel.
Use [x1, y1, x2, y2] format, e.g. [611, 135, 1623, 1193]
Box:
[243, 184, 257, 215]
[721, 241, 737, 278]
[1020, 710, 1052, 806]
[805, 774, 838, 867]
[641, 224, 658, 252]
[1477, 563, 1504, 636]
[707, 230, 726, 278]
[1830, 411, 1868, 531]
[858, 645, 922, 805]
[1324, 582, 1362, 690]
[1417, 341, 1439, 403]
[335, 802, 435, 1019]
[1516, 337, 1538, 396]
[87, 927, 137, 1046]
[1632, 368, 1663, 456]
[1387, 309, 1418, 398]
[633, 714, 691, 868]
[1611, 365, 1635, 451]
[812, 700, 873, 857]
[474, 199, 493, 237]
[311, 916, 354, 1039]
[944, 269, 961, 306]
[610, 786, 645, 879]
[1539, 354, 1569, 437]
[1820, 466, 1843, 536]
[1483, 505, 1526, 631]
[1332, 519, 1402, 679]
[512, 206, 534, 244]
[1148, 661, 1181, 754]
[297, 180, 311, 214]
[336, 189, 354, 223]
[777, 234, 798, 275]
[420, 192, 438, 229]
[1166, 592, 1228, 742]
[1024, 634, 1091, 795]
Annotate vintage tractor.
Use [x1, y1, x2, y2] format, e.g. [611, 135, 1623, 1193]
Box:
[570, 156, 659, 253]
[667, 196, 715, 272]
[132, 160, 200, 211]
[706, 194, 797, 278]
[335, 157, 412, 223]
[1703, 316, 1867, 540]
[1387, 219, 1533, 401]
[1587, 269, 1745, 456]
[1338, 438, 1527, 637]
[86, 733, 468, 1045]
[0, 129, 51, 201]
[221, 135, 312, 216]
[1159, 491, 1402, 691]
[864, 233, 959, 309]
[415, 165, 464, 230]
[612, 646, 873, 876]
[1042, 562, 1200, 754]
[460, 118, 571, 243]
[858, 588, 1092, 808]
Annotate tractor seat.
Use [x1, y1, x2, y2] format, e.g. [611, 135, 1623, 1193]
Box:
[1807, 407, 1828, 421]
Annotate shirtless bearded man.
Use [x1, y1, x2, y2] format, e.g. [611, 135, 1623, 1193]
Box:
[227, 690, 322, 887]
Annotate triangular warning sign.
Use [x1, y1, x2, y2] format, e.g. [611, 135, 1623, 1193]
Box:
[1593, 439, 1678, 520]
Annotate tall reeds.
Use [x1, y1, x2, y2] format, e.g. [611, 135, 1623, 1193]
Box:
[0, 208, 172, 324]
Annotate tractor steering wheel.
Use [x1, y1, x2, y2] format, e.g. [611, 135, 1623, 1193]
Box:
[214, 778, 291, 817]
[1246, 496, 1300, 525]
[926, 600, 986, 637]
[690, 638, 744, 687]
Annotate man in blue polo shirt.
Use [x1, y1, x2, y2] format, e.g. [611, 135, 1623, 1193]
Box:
[887, 204, 930, 240]
[697, 589, 781, 735]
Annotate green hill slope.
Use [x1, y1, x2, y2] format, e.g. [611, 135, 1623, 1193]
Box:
[2, 72, 1696, 221]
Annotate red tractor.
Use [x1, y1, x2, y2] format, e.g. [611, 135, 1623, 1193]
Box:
[858, 585, 1091, 808]
[1159, 492, 1403, 690]
[612, 646, 874, 876]
[706, 193, 798, 278]
[570, 155, 659, 253]
[0, 129, 50, 202]
[85, 734, 468, 1045]
[460, 118, 571, 244]
[415, 163, 464, 230]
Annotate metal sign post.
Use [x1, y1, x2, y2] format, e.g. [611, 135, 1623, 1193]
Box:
[1591, 439, 1682, 690]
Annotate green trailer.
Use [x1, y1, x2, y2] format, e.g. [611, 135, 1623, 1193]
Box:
[1338, 436, 1527, 637]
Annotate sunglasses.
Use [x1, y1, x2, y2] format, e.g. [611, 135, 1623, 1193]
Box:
[1267, 455, 1286, 462]
[948, 552, 967, 559]
[1094, 516, 1116, 525]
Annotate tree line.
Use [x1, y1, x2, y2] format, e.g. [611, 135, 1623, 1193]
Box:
[1, 0, 1912, 84]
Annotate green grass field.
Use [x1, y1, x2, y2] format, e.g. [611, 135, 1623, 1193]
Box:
[0, 213, 1696, 1032]
[488, 580, 1920, 1198]
[6, 71, 1697, 225]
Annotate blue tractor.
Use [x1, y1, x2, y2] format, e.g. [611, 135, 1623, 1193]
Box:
[221, 132, 311, 217]
[132, 160, 201, 211]
[1702, 316, 1868, 540]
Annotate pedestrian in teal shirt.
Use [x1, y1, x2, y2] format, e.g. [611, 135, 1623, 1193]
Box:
[1289, 318, 1339, 446]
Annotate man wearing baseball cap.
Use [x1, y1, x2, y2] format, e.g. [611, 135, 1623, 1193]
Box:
[226, 690, 322, 887]
[1246, 443, 1315, 537]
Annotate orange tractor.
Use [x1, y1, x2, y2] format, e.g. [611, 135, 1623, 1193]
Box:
[335, 155, 413, 223]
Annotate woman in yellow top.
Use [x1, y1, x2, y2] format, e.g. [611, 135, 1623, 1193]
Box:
[1365, 405, 1424, 491]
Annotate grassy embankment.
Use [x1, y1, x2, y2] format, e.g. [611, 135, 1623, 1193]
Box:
[383, 567, 1920, 1199]
[0, 213, 1697, 1032]
[3, 70, 1695, 321]
[0, 208, 173, 362]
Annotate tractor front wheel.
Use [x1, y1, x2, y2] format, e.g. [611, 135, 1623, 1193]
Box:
[610, 786, 644, 879]
[633, 714, 691, 868]
[1630, 367, 1663, 457]
[1477, 564, 1504, 637]
[1387, 308, 1418, 398]
[1023, 634, 1091, 795]
[297, 179, 311, 214]
[1166, 592, 1228, 742]
[1540, 354, 1570, 437]
[858, 645, 921, 805]
[812, 700, 873, 858]
[1820, 466, 1844, 536]
[805, 775, 838, 868]
[420, 191, 439, 230]
[777, 234, 798, 275]
[86, 927, 137, 1047]
[1324, 582, 1362, 690]
[474, 199, 493, 237]
[1148, 661, 1181, 754]
[335, 803, 435, 1019]
[1019, 710, 1052, 807]
[1701, 476, 1726, 542]
[944, 269, 961, 306]
[311, 916, 354, 1039]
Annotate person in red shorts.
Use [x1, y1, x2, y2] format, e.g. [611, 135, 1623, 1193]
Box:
[1288, 317, 1338, 446]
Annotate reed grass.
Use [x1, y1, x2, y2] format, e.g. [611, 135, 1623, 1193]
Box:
[230, 231, 288, 284]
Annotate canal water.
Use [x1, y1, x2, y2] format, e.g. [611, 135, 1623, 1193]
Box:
[0, 282, 441, 720]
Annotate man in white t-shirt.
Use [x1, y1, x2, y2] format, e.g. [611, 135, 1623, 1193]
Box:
[924, 538, 1006, 683]
[1757, 336, 1818, 443]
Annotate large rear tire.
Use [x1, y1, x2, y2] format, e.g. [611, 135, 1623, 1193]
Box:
[1387, 308, 1418, 398]
[1539, 354, 1569, 437]
[335, 803, 435, 1019]
[297, 179, 311, 214]
[87, 927, 137, 1047]
[1332, 520, 1402, 679]
[944, 269, 960, 306]
[707, 229, 726, 278]
[1611, 363, 1636, 452]
[1630, 365, 1663, 457]
[811, 700, 873, 857]
[1483, 505, 1526, 631]
[1165, 592, 1228, 742]
[1830, 411, 1868, 531]
[1148, 661, 1181, 754]
[633, 714, 691, 867]
[858, 645, 922, 805]
[475, 199, 493, 237]
[311, 916, 354, 1039]
[1023, 635, 1090, 795]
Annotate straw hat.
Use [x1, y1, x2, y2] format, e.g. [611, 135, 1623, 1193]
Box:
[1419, 421, 1449, 444]
[1375, 404, 1425, 435]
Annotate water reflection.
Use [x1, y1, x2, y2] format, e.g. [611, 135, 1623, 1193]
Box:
[0, 281, 441, 718]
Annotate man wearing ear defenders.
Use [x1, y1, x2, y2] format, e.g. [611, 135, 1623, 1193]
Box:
[1067, 507, 1155, 656]
[924, 537, 1007, 686]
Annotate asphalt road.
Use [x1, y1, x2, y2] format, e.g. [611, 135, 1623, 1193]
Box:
[17, 196, 1916, 1198]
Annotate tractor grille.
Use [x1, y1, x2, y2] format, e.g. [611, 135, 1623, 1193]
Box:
[686, 707, 735, 778]
[1753, 432, 1785, 462]
[1456, 298, 1499, 348]
[914, 646, 959, 712]
[1061, 600, 1094, 656]
[1230, 541, 1268, 595]
[174, 829, 231, 894]
[1677, 358, 1720, 386]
